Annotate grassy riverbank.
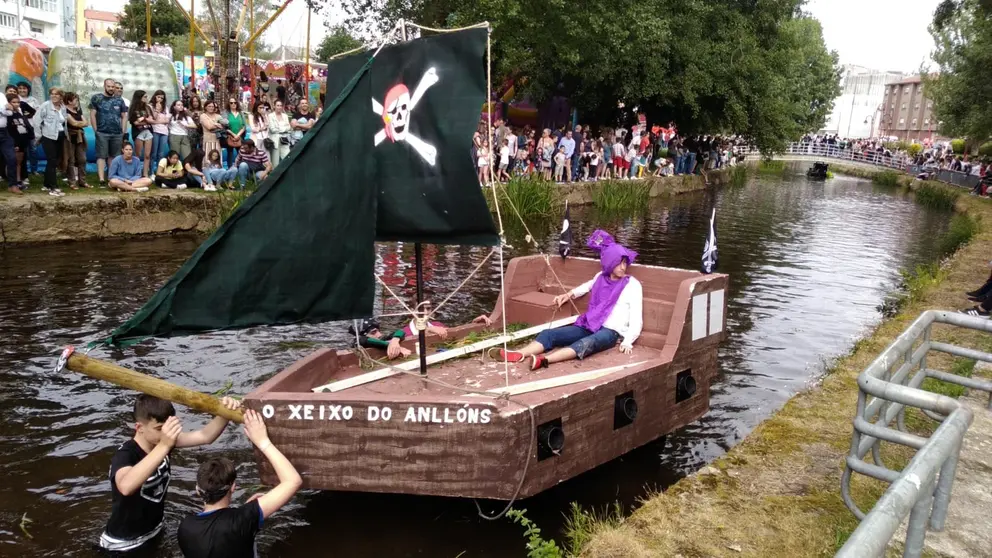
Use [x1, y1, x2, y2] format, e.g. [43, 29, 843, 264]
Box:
[571, 174, 991, 557]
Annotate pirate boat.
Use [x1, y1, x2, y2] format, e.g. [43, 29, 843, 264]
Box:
[64, 22, 728, 501]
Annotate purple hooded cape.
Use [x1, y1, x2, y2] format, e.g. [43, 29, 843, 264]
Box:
[575, 230, 638, 332]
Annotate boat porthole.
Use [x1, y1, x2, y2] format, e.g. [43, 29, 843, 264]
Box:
[614, 391, 637, 429]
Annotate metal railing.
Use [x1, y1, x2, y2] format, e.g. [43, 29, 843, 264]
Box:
[837, 310, 992, 558]
[740, 143, 983, 189]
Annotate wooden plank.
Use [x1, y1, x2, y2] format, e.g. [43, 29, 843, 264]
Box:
[481, 361, 648, 396]
[312, 316, 579, 393]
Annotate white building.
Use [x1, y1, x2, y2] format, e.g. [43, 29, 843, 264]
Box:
[820, 65, 905, 139]
[0, 0, 65, 45]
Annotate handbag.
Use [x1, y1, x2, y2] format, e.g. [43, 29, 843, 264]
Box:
[227, 135, 242, 148]
[263, 138, 275, 150]
[279, 136, 290, 146]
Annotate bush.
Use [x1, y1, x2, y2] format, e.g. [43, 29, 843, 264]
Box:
[757, 160, 786, 174]
[495, 175, 560, 218]
[914, 181, 959, 211]
[951, 139, 966, 154]
[872, 170, 901, 187]
[729, 165, 748, 186]
[979, 142, 992, 158]
[907, 143, 922, 157]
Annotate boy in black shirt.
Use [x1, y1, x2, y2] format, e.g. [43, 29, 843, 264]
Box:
[177, 409, 302, 558]
[99, 395, 241, 553]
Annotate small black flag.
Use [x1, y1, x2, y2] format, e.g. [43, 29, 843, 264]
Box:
[559, 201, 572, 258]
[701, 207, 718, 274]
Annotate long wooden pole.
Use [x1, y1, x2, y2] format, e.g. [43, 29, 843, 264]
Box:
[304, 6, 310, 95]
[145, 0, 152, 51]
[189, 0, 195, 91]
[66, 354, 244, 422]
[169, 0, 210, 42]
[244, 0, 293, 48]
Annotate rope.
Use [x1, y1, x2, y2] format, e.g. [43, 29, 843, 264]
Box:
[404, 21, 491, 34]
[429, 247, 496, 317]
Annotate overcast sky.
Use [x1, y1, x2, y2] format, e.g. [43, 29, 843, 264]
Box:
[805, 0, 941, 73]
[101, 0, 940, 73]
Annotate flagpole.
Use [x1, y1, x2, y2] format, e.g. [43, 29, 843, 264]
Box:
[396, 18, 429, 377]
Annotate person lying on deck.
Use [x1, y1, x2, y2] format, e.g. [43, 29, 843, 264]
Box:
[494, 229, 643, 370]
[350, 314, 494, 359]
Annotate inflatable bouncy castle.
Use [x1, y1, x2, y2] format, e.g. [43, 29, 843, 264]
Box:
[0, 40, 48, 97]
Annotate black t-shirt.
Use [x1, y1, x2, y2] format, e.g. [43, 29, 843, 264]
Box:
[177, 500, 263, 558]
[105, 439, 172, 541]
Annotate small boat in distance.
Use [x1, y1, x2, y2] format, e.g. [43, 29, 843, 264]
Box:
[244, 255, 728, 499]
[807, 161, 829, 180]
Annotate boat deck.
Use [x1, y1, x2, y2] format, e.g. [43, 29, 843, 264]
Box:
[320, 344, 663, 404]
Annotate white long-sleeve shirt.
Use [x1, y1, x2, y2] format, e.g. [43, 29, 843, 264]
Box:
[570, 273, 643, 348]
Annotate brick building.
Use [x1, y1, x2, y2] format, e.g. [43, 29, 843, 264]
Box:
[879, 75, 940, 142]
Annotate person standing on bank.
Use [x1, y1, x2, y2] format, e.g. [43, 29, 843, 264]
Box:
[99, 395, 241, 553]
[89, 78, 128, 186]
[177, 409, 302, 558]
[35, 87, 68, 196]
[494, 229, 643, 370]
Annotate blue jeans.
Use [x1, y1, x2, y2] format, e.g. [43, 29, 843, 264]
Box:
[571, 153, 580, 181]
[151, 132, 168, 161]
[236, 162, 264, 187]
[686, 152, 697, 174]
[0, 129, 15, 181]
[534, 325, 620, 360]
[675, 154, 685, 174]
[205, 167, 236, 186]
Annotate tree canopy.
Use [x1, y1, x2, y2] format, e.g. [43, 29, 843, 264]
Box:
[925, 0, 992, 143]
[316, 26, 363, 62]
[116, 0, 188, 43]
[332, 0, 840, 152]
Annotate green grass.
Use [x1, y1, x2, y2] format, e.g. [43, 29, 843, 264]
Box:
[938, 213, 980, 256]
[871, 170, 901, 187]
[591, 179, 651, 213]
[216, 183, 258, 227]
[920, 358, 976, 399]
[914, 181, 959, 211]
[901, 263, 949, 305]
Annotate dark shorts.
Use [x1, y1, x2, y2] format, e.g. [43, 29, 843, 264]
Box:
[96, 132, 123, 160]
[534, 325, 620, 359]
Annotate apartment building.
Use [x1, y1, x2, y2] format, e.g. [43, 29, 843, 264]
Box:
[0, 0, 65, 44]
[879, 75, 940, 142]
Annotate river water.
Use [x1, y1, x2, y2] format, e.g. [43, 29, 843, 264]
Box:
[0, 168, 953, 557]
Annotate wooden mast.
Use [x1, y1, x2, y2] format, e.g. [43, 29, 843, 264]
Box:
[304, 6, 310, 100]
[145, 0, 151, 51]
[189, 0, 195, 92]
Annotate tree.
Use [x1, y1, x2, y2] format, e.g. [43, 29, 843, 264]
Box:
[925, 0, 992, 143]
[115, 0, 188, 43]
[316, 26, 363, 62]
[331, 0, 839, 153]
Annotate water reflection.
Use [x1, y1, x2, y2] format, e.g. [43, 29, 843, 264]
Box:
[0, 168, 951, 556]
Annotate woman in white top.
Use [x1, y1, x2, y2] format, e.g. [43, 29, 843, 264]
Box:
[266, 99, 291, 167]
[249, 100, 269, 162]
[149, 90, 170, 161]
[167, 100, 196, 160]
[495, 230, 643, 370]
[36, 87, 68, 195]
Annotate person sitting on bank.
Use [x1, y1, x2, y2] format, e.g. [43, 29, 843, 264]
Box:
[155, 150, 188, 189]
[232, 139, 271, 188]
[351, 315, 493, 359]
[109, 142, 154, 192]
[99, 395, 241, 553]
[495, 229, 643, 370]
[176, 409, 302, 558]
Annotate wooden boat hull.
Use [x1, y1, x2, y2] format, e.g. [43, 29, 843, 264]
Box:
[244, 255, 728, 499]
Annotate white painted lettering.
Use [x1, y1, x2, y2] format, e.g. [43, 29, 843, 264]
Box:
[467, 408, 480, 424]
[443, 408, 454, 423]
[456, 408, 468, 422]
[342, 406, 353, 420]
[303, 404, 314, 420]
[430, 407, 442, 423]
[328, 405, 341, 420]
[288, 404, 303, 420]
[381, 407, 392, 421]
[417, 407, 430, 422]
[262, 405, 275, 419]
[368, 406, 380, 421]
[480, 409, 492, 424]
[319, 405, 325, 420]
[405, 407, 417, 422]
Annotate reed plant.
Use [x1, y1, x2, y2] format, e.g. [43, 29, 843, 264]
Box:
[216, 184, 257, 229]
[492, 175, 560, 218]
[728, 165, 748, 186]
[938, 213, 979, 256]
[871, 170, 901, 187]
[914, 182, 959, 211]
[591, 179, 651, 213]
[756, 160, 787, 174]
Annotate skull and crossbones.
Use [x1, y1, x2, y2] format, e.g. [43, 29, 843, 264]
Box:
[371, 67, 439, 166]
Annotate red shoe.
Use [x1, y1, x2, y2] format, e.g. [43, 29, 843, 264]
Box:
[529, 354, 548, 371]
[490, 348, 525, 363]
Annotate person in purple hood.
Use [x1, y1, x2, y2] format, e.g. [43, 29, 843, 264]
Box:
[497, 229, 644, 370]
